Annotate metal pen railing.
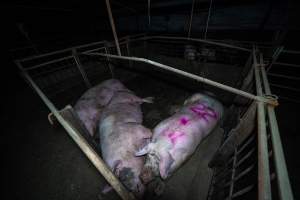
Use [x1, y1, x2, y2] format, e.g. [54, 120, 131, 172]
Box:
[14, 34, 293, 200]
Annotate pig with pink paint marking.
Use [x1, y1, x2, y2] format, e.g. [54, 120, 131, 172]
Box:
[74, 79, 129, 137]
[136, 93, 224, 184]
[99, 89, 153, 198]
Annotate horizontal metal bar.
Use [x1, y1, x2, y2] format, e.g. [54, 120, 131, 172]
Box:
[214, 147, 256, 183]
[137, 36, 251, 52]
[236, 147, 255, 168]
[25, 55, 74, 71]
[232, 185, 254, 199]
[213, 135, 255, 180]
[270, 83, 300, 92]
[18, 41, 105, 62]
[224, 164, 255, 188]
[274, 62, 300, 68]
[214, 167, 232, 182]
[83, 52, 277, 106]
[234, 164, 255, 182]
[268, 73, 300, 81]
[83, 47, 106, 54]
[261, 66, 294, 200]
[237, 135, 255, 154]
[282, 49, 300, 54]
[119, 33, 146, 41]
[17, 33, 248, 64]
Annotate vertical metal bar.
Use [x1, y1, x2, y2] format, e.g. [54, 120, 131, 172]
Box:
[148, 0, 151, 28]
[72, 49, 92, 88]
[253, 47, 272, 200]
[267, 46, 284, 72]
[126, 37, 133, 68]
[204, 0, 213, 39]
[187, 0, 195, 38]
[104, 41, 115, 78]
[260, 54, 294, 200]
[105, 0, 122, 56]
[229, 148, 238, 199]
[15, 62, 135, 200]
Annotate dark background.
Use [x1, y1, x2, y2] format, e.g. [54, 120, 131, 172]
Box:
[1, 0, 300, 199]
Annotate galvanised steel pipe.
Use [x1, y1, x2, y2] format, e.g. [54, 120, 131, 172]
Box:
[83, 52, 277, 106]
[105, 0, 122, 56]
[260, 55, 294, 200]
[253, 49, 272, 200]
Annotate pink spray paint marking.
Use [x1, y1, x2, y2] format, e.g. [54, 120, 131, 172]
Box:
[167, 131, 185, 145]
[190, 103, 217, 122]
[180, 117, 189, 125]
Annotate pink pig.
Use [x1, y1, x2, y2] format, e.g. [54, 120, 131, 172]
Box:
[135, 93, 223, 184]
[74, 79, 128, 137]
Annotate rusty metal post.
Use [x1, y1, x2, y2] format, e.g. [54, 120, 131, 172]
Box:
[260, 53, 294, 200]
[253, 48, 272, 200]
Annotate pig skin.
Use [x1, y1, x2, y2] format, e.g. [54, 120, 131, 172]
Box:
[74, 79, 127, 137]
[136, 93, 224, 184]
[99, 89, 153, 198]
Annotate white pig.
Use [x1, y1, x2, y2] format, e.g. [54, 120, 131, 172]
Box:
[99, 90, 153, 198]
[74, 79, 128, 137]
[136, 93, 223, 184]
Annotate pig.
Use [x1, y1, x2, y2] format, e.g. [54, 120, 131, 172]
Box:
[74, 79, 128, 137]
[136, 93, 224, 185]
[99, 89, 153, 198]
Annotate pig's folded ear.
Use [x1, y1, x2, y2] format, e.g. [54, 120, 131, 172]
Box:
[159, 152, 175, 179]
[135, 144, 150, 156]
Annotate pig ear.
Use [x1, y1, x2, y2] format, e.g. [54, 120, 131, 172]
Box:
[159, 152, 174, 179]
[135, 144, 150, 156]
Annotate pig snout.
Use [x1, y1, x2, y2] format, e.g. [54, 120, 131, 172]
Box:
[118, 167, 145, 198]
[140, 166, 155, 184]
